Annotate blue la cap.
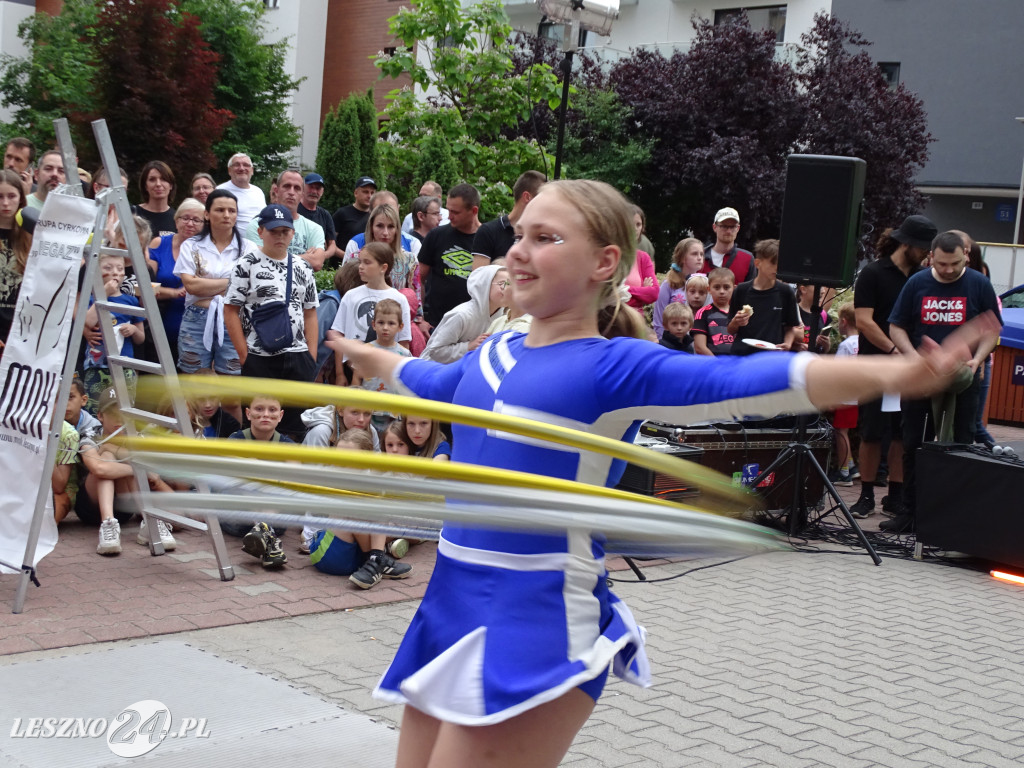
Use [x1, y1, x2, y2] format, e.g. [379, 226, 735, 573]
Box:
[257, 204, 295, 230]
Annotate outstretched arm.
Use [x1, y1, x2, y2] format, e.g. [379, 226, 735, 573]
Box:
[804, 312, 1000, 409]
[326, 338, 404, 388]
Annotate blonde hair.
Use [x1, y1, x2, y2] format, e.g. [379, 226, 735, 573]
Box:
[541, 180, 647, 340]
[662, 301, 693, 325]
[337, 428, 374, 451]
[668, 237, 704, 290]
[365, 204, 402, 259]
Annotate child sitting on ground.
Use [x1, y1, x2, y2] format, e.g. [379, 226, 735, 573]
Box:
[82, 254, 145, 411]
[659, 302, 694, 353]
[831, 303, 861, 490]
[693, 267, 736, 356]
[227, 394, 292, 568]
[403, 417, 451, 461]
[78, 387, 176, 555]
[309, 428, 413, 588]
[192, 369, 240, 438]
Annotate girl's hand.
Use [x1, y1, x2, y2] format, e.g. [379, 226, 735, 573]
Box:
[897, 312, 1000, 399]
[119, 324, 134, 337]
[467, 334, 489, 352]
[642, 277, 654, 287]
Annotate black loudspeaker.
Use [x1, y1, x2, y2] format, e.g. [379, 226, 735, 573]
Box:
[917, 443, 1024, 569]
[778, 154, 866, 288]
[615, 440, 704, 502]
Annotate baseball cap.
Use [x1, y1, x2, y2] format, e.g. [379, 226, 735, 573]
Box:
[304, 173, 325, 186]
[257, 204, 295, 230]
[889, 214, 938, 251]
[714, 207, 740, 225]
[96, 386, 120, 413]
[354, 176, 377, 189]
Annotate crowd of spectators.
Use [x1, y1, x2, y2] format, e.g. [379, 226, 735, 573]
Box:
[1, 134, 1004, 583]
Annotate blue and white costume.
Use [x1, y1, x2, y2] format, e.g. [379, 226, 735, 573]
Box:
[376, 332, 816, 725]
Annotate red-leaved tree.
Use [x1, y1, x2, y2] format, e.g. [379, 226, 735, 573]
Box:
[611, 15, 805, 251]
[88, 0, 233, 196]
[797, 13, 932, 258]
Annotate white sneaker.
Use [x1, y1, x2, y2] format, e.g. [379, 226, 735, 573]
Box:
[97, 518, 122, 555]
[137, 518, 177, 550]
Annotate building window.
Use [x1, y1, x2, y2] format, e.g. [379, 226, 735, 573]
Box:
[878, 62, 900, 89]
[714, 5, 787, 43]
[264, 0, 279, 8]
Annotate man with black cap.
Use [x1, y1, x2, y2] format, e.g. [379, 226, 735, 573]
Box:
[333, 175, 376, 248]
[848, 214, 936, 521]
[225, 204, 320, 438]
[882, 230, 1002, 533]
[297, 172, 339, 266]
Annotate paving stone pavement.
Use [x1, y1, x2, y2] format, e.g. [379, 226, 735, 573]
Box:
[5, 549, 1024, 767]
[2, 422, 1022, 765]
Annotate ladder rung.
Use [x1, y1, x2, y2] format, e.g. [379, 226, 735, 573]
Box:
[120, 407, 180, 431]
[99, 246, 129, 257]
[94, 300, 148, 318]
[107, 356, 166, 375]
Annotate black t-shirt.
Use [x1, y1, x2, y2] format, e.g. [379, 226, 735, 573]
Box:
[419, 223, 477, 327]
[472, 215, 514, 263]
[692, 304, 733, 355]
[798, 306, 826, 350]
[853, 257, 914, 355]
[134, 206, 176, 238]
[728, 279, 799, 353]
[888, 267, 1002, 348]
[332, 205, 369, 247]
[298, 203, 337, 247]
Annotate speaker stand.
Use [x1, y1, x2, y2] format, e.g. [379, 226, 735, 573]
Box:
[749, 414, 880, 565]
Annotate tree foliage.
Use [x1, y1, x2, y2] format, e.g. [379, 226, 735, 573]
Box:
[91, 0, 231, 185]
[796, 13, 931, 257]
[316, 97, 361, 213]
[375, 0, 560, 217]
[179, 0, 302, 179]
[611, 15, 804, 254]
[353, 90, 381, 188]
[0, 0, 101, 149]
[0, 0, 300, 188]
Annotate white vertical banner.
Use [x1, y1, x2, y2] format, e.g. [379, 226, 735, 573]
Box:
[0, 191, 96, 573]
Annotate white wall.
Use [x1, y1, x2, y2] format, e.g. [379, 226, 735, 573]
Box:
[259, 0, 328, 169]
[503, 0, 832, 56]
[0, 0, 36, 125]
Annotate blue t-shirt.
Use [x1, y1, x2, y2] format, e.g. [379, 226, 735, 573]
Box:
[888, 267, 1001, 347]
[148, 234, 186, 338]
[83, 294, 140, 369]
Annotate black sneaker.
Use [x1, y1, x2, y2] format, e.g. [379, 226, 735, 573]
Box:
[849, 497, 874, 519]
[882, 495, 909, 517]
[828, 469, 854, 487]
[349, 551, 411, 589]
[262, 534, 287, 568]
[849, 464, 860, 480]
[242, 522, 271, 559]
[879, 513, 915, 534]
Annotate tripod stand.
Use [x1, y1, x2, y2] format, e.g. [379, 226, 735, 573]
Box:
[749, 413, 880, 565]
[748, 284, 881, 566]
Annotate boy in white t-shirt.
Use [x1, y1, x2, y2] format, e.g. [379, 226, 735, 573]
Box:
[325, 242, 410, 386]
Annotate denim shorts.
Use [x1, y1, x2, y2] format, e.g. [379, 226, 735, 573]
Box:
[177, 304, 240, 374]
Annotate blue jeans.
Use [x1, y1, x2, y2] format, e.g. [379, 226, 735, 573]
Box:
[974, 357, 994, 445]
[177, 304, 240, 374]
